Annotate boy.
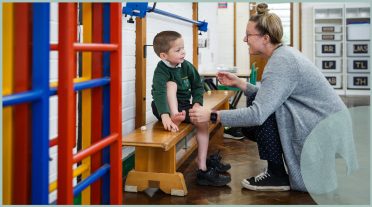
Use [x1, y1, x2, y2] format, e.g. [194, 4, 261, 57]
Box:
[151, 31, 231, 186]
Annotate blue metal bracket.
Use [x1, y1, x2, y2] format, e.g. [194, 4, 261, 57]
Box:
[122, 2, 208, 32]
[122, 2, 148, 18]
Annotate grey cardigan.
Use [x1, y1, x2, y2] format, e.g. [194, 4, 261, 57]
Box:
[219, 46, 350, 191]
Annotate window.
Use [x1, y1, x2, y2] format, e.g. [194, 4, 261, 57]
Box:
[268, 3, 292, 46]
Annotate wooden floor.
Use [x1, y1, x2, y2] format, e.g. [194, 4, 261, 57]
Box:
[123, 95, 369, 204]
[123, 138, 316, 205]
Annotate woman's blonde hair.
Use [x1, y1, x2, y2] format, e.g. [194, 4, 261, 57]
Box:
[249, 3, 283, 44]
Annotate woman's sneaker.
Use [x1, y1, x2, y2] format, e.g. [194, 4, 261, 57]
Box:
[224, 127, 245, 140]
[196, 167, 231, 186]
[241, 169, 290, 191]
[206, 151, 231, 173]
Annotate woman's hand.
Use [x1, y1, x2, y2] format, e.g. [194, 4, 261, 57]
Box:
[189, 106, 211, 124]
[192, 102, 202, 109]
[217, 71, 247, 91]
[217, 72, 239, 87]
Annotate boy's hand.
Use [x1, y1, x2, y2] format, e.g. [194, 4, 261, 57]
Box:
[161, 114, 179, 132]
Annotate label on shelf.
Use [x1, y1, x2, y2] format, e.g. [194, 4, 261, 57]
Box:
[316, 34, 342, 41]
[316, 58, 342, 72]
[323, 26, 335, 32]
[323, 60, 336, 69]
[315, 25, 342, 33]
[316, 42, 342, 57]
[347, 41, 370, 56]
[324, 73, 342, 88]
[347, 57, 370, 73]
[347, 73, 370, 89]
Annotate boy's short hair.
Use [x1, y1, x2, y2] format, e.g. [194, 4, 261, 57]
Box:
[153, 31, 182, 57]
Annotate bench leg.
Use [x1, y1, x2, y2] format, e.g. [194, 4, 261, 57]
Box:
[124, 146, 188, 196]
[125, 170, 187, 196]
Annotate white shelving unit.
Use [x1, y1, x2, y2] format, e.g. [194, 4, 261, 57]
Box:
[313, 4, 371, 96]
[345, 4, 370, 95]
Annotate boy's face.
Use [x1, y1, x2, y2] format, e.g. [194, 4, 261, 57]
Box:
[161, 38, 185, 67]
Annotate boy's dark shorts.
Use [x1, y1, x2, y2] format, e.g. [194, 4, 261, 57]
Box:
[151, 101, 192, 123]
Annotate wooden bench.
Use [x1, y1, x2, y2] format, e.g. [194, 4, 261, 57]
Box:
[122, 90, 235, 196]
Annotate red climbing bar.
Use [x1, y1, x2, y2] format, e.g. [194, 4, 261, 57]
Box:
[109, 3, 123, 204]
[90, 3, 103, 204]
[57, 3, 77, 204]
[72, 133, 118, 164]
[13, 3, 32, 204]
[51, 43, 118, 51]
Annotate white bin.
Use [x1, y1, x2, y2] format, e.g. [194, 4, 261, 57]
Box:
[347, 73, 370, 89]
[316, 42, 342, 57]
[316, 58, 342, 72]
[347, 57, 370, 73]
[346, 7, 370, 18]
[347, 24, 370, 40]
[324, 73, 342, 89]
[347, 41, 370, 56]
[315, 8, 342, 19]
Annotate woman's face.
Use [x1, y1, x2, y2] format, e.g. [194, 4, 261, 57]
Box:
[244, 21, 264, 55]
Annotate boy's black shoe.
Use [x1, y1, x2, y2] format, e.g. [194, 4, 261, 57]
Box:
[196, 167, 231, 186]
[206, 151, 231, 173]
[241, 169, 290, 191]
[224, 127, 245, 140]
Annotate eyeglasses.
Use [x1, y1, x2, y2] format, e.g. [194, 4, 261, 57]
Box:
[245, 34, 263, 38]
[244, 33, 263, 41]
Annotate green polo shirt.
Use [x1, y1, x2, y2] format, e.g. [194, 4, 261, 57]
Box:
[151, 60, 204, 116]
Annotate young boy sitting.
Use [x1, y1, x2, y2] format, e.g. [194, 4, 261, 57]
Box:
[151, 31, 231, 186]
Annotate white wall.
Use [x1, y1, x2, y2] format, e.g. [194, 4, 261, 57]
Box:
[121, 2, 137, 163]
[49, 3, 58, 202]
[198, 3, 218, 72]
[292, 3, 300, 50]
[301, 3, 317, 61]
[236, 3, 250, 71]
[121, 2, 136, 135]
[217, 3, 234, 68]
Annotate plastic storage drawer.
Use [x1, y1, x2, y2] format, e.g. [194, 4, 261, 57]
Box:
[347, 24, 370, 41]
[316, 58, 342, 72]
[347, 41, 370, 56]
[324, 73, 342, 89]
[316, 42, 342, 57]
[347, 57, 370, 73]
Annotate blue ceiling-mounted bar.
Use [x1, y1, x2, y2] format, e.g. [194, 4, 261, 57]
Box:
[122, 2, 208, 32]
